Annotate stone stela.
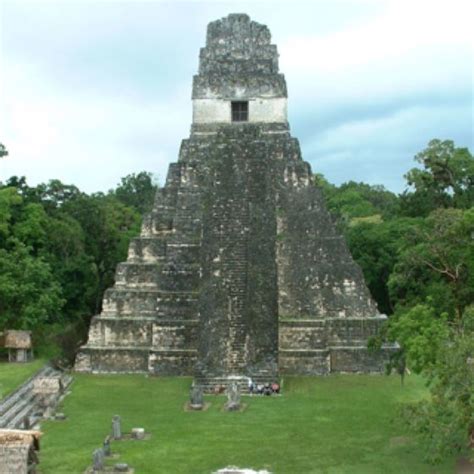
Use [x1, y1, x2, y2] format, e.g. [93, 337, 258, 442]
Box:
[112, 415, 121, 440]
[189, 385, 204, 410]
[224, 383, 241, 412]
[75, 14, 395, 390]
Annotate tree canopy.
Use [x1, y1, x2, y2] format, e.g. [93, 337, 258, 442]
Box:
[0, 172, 157, 362]
[0, 143, 7, 158]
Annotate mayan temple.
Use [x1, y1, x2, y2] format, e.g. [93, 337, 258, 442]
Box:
[75, 14, 392, 389]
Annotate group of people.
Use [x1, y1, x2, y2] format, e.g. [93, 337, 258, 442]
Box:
[211, 378, 281, 395]
[248, 380, 280, 395]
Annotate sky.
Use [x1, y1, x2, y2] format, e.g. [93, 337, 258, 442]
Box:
[0, 0, 472, 194]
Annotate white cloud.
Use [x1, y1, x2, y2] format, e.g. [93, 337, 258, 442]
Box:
[280, 0, 472, 74]
[0, 0, 472, 194]
[304, 102, 472, 190]
[0, 58, 191, 191]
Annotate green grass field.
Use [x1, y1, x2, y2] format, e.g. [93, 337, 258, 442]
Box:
[38, 374, 456, 474]
[0, 358, 45, 398]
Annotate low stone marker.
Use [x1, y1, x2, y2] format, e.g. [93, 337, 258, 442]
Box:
[112, 415, 121, 440]
[115, 462, 129, 472]
[189, 385, 204, 410]
[92, 447, 104, 471]
[214, 468, 272, 474]
[131, 428, 145, 440]
[103, 436, 111, 456]
[224, 383, 241, 412]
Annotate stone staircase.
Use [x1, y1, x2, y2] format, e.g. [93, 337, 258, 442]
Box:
[224, 197, 249, 375]
[0, 365, 73, 429]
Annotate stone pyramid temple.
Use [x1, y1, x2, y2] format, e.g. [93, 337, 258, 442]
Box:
[75, 14, 392, 388]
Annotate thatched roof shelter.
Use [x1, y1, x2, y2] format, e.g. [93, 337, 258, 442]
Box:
[0, 429, 41, 474]
[1, 330, 32, 349]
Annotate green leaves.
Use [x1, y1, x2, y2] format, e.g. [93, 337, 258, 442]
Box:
[0, 240, 64, 330]
[387, 304, 449, 374]
[112, 171, 158, 215]
[389, 208, 474, 321]
[402, 331, 474, 463]
[0, 187, 22, 241]
[0, 143, 7, 158]
[0, 176, 147, 337]
[402, 139, 474, 216]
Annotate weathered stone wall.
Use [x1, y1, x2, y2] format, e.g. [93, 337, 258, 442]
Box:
[192, 98, 287, 124]
[276, 176, 378, 319]
[195, 126, 279, 381]
[149, 350, 197, 375]
[330, 347, 389, 373]
[76, 143, 202, 374]
[78, 348, 149, 373]
[279, 317, 392, 374]
[279, 350, 330, 375]
[280, 318, 386, 349]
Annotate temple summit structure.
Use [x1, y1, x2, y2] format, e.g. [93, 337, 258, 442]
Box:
[75, 14, 393, 390]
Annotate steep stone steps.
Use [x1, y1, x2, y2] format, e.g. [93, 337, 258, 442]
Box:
[0, 365, 73, 429]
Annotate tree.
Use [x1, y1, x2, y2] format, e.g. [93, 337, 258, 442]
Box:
[0, 174, 148, 359]
[389, 208, 474, 321]
[0, 143, 7, 158]
[42, 214, 99, 322]
[401, 314, 474, 463]
[0, 187, 65, 330]
[373, 204, 474, 463]
[345, 218, 419, 314]
[0, 241, 64, 330]
[0, 187, 22, 244]
[319, 179, 399, 227]
[63, 193, 141, 313]
[401, 139, 474, 216]
[387, 303, 450, 373]
[113, 171, 158, 215]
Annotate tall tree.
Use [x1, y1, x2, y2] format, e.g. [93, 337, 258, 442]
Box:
[345, 217, 419, 314]
[401, 139, 474, 216]
[0, 187, 64, 330]
[0, 143, 7, 158]
[63, 193, 141, 313]
[389, 208, 474, 321]
[113, 171, 158, 215]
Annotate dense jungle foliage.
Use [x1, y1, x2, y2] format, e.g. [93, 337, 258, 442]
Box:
[0, 169, 157, 360]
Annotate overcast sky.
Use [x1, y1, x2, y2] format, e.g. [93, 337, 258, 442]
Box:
[0, 0, 472, 194]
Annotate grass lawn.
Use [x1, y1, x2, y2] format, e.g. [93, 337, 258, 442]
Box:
[40, 374, 456, 474]
[0, 358, 45, 399]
